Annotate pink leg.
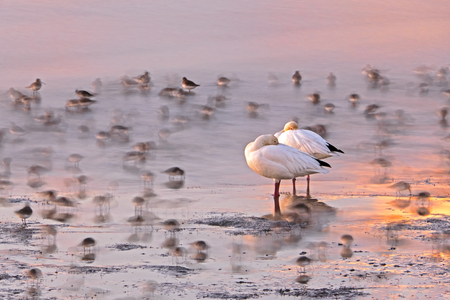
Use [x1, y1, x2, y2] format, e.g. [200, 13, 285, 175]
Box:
[306, 175, 311, 198]
[292, 178, 296, 195]
[274, 181, 281, 216]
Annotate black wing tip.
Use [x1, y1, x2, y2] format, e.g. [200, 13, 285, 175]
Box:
[327, 143, 344, 154]
[316, 159, 331, 168]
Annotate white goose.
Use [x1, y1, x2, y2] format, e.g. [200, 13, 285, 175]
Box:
[245, 134, 330, 215]
[275, 121, 343, 197]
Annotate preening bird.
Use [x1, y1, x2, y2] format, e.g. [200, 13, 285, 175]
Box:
[244, 134, 330, 215]
[275, 121, 343, 197]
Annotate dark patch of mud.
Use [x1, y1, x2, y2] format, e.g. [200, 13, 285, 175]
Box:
[277, 287, 369, 298]
[378, 215, 450, 240]
[191, 213, 303, 235]
[9, 197, 35, 204]
[139, 264, 198, 276]
[0, 273, 22, 281]
[0, 222, 40, 245]
[197, 291, 259, 299]
[105, 243, 147, 251]
[62, 266, 123, 274]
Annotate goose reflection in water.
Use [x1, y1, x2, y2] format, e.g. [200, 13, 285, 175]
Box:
[280, 194, 337, 229]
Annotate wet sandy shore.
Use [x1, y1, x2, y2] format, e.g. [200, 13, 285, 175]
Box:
[1, 176, 450, 299]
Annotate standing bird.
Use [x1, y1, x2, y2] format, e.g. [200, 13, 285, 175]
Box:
[244, 134, 330, 216]
[75, 90, 96, 98]
[182, 77, 200, 92]
[217, 76, 230, 87]
[15, 203, 33, 225]
[327, 72, 336, 86]
[26, 78, 44, 94]
[388, 181, 411, 197]
[80, 237, 96, 254]
[275, 121, 343, 197]
[292, 71, 302, 84]
[162, 167, 185, 180]
[134, 71, 151, 86]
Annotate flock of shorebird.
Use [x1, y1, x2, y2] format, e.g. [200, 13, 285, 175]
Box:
[7, 64, 450, 224]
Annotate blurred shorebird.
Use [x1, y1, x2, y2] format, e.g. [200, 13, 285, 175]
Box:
[134, 71, 151, 86]
[327, 72, 336, 86]
[217, 76, 230, 87]
[26, 79, 44, 94]
[68, 154, 83, 166]
[76, 90, 96, 98]
[15, 203, 32, 225]
[182, 77, 200, 92]
[80, 237, 96, 254]
[292, 71, 302, 84]
[389, 181, 411, 197]
[10, 122, 26, 137]
[162, 167, 185, 180]
[308, 93, 320, 105]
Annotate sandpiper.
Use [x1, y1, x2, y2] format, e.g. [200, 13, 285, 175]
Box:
[78, 97, 97, 108]
[26, 79, 44, 94]
[162, 167, 185, 180]
[134, 71, 151, 86]
[292, 71, 302, 84]
[217, 76, 230, 86]
[15, 203, 33, 225]
[308, 93, 320, 104]
[68, 154, 83, 166]
[80, 237, 96, 254]
[76, 90, 96, 98]
[182, 77, 200, 92]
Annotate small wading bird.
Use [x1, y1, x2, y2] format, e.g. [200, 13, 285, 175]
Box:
[15, 203, 33, 225]
[292, 71, 302, 84]
[244, 134, 330, 216]
[162, 167, 185, 181]
[182, 77, 200, 92]
[217, 76, 230, 87]
[75, 89, 96, 98]
[275, 121, 343, 197]
[26, 78, 44, 94]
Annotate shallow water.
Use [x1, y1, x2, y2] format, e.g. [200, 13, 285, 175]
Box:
[0, 1, 449, 299]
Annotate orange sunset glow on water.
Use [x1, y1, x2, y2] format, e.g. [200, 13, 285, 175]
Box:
[0, 1, 449, 299]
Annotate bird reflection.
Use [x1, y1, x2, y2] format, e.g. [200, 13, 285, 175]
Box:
[246, 102, 268, 118]
[295, 274, 311, 284]
[413, 192, 432, 216]
[281, 194, 336, 230]
[26, 286, 41, 299]
[439, 107, 448, 128]
[82, 253, 96, 263]
[389, 196, 411, 210]
[142, 280, 158, 298]
[327, 72, 336, 87]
